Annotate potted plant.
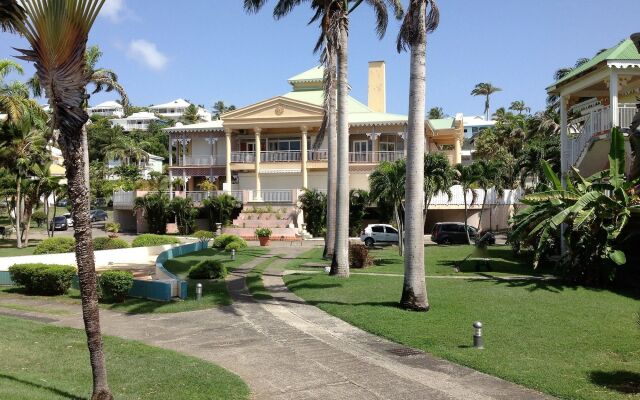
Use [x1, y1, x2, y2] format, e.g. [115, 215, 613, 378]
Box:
[105, 222, 121, 238]
[255, 227, 272, 247]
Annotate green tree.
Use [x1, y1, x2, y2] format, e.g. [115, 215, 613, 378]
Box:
[509, 100, 530, 115]
[423, 152, 454, 223]
[202, 194, 240, 229]
[169, 197, 198, 235]
[471, 82, 502, 121]
[427, 106, 444, 119]
[182, 104, 199, 124]
[369, 159, 406, 255]
[212, 100, 236, 119]
[349, 189, 369, 236]
[4, 2, 114, 397]
[298, 188, 327, 237]
[474, 159, 504, 232]
[134, 192, 171, 235]
[454, 163, 479, 244]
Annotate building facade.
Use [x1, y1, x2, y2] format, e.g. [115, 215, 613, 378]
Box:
[111, 111, 159, 132]
[150, 98, 212, 122]
[88, 100, 125, 118]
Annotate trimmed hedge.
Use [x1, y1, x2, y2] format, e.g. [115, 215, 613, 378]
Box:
[131, 234, 180, 248]
[9, 263, 76, 295]
[225, 240, 246, 252]
[213, 234, 245, 249]
[93, 237, 130, 251]
[99, 270, 134, 303]
[188, 260, 227, 280]
[33, 237, 76, 255]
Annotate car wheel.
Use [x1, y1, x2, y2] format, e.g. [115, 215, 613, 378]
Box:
[441, 237, 452, 245]
[364, 238, 374, 247]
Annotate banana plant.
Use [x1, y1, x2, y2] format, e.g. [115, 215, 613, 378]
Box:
[511, 128, 639, 283]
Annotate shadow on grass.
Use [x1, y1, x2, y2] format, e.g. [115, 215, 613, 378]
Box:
[0, 373, 83, 400]
[590, 370, 640, 394]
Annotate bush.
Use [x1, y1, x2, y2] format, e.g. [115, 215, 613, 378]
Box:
[193, 230, 216, 245]
[9, 263, 76, 295]
[225, 240, 246, 252]
[131, 234, 180, 248]
[93, 237, 130, 251]
[213, 234, 243, 249]
[105, 222, 120, 236]
[99, 270, 134, 302]
[187, 259, 227, 280]
[32, 210, 48, 228]
[255, 227, 272, 238]
[33, 237, 76, 255]
[349, 244, 373, 269]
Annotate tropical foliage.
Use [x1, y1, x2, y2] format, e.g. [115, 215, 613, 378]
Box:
[201, 194, 240, 229]
[369, 159, 406, 255]
[298, 188, 326, 237]
[134, 192, 171, 234]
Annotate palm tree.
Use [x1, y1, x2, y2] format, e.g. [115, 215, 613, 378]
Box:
[369, 160, 406, 256]
[6, 1, 114, 398]
[212, 100, 236, 119]
[423, 152, 453, 224]
[509, 100, 530, 115]
[105, 135, 149, 169]
[0, 59, 43, 122]
[454, 163, 479, 244]
[427, 106, 444, 119]
[474, 159, 504, 232]
[471, 82, 502, 121]
[182, 104, 199, 124]
[396, 0, 439, 311]
[244, 0, 403, 278]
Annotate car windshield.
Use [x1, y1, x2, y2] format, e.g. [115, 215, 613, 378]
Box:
[54, 216, 66, 222]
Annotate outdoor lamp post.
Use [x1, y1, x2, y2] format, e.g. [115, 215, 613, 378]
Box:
[473, 321, 484, 349]
[231, 249, 236, 261]
[196, 283, 203, 301]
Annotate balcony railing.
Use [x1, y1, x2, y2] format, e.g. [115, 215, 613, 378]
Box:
[231, 151, 255, 163]
[261, 150, 301, 162]
[349, 151, 405, 163]
[308, 149, 328, 161]
[253, 190, 293, 203]
[181, 190, 243, 203]
[112, 190, 135, 208]
[175, 156, 226, 166]
[567, 104, 636, 167]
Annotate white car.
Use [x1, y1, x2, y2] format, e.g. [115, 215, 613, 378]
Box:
[63, 213, 74, 228]
[360, 224, 399, 247]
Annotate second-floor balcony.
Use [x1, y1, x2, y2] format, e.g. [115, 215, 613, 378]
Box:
[174, 155, 227, 166]
[349, 151, 405, 163]
[229, 150, 405, 164]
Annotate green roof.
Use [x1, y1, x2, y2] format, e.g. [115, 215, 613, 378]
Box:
[552, 39, 640, 87]
[428, 118, 456, 130]
[288, 66, 324, 84]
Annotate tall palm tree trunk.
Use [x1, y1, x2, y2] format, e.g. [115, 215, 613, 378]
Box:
[477, 187, 487, 232]
[463, 190, 471, 244]
[15, 177, 22, 248]
[331, 22, 349, 277]
[61, 129, 112, 400]
[324, 46, 337, 260]
[401, 1, 428, 311]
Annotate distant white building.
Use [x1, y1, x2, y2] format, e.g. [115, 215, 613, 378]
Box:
[88, 100, 125, 118]
[149, 98, 212, 122]
[107, 151, 164, 180]
[461, 116, 496, 164]
[111, 112, 159, 132]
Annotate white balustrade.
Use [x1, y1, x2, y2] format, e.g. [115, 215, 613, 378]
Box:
[112, 191, 135, 208]
[260, 151, 301, 162]
[349, 151, 405, 163]
[231, 151, 256, 163]
[178, 156, 225, 166]
[253, 190, 293, 203]
[308, 149, 329, 161]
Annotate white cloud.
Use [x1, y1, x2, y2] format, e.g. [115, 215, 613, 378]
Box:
[127, 39, 169, 71]
[101, 0, 126, 22]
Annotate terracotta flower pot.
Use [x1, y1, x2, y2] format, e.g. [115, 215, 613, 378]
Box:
[258, 236, 270, 246]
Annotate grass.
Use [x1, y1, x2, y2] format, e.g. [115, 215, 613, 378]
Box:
[0, 239, 40, 257]
[286, 245, 542, 277]
[0, 302, 72, 315]
[0, 315, 250, 400]
[283, 250, 640, 400]
[0, 247, 268, 314]
[246, 254, 285, 300]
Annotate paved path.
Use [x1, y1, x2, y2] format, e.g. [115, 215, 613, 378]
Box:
[0, 249, 552, 399]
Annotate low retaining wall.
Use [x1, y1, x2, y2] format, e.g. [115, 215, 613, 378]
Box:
[0, 241, 208, 302]
[223, 227, 300, 241]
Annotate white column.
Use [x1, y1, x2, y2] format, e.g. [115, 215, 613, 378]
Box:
[225, 128, 232, 192]
[454, 137, 462, 165]
[560, 95, 569, 187]
[168, 134, 173, 167]
[610, 69, 619, 128]
[301, 126, 308, 189]
[254, 127, 262, 200]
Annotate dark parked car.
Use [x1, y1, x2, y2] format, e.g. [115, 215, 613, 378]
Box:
[50, 216, 68, 231]
[90, 209, 108, 222]
[431, 222, 483, 245]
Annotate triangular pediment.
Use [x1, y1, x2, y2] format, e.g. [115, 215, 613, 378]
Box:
[222, 96, 324, 129]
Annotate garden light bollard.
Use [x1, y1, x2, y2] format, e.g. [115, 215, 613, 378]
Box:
[196, 283, 203, 301]
[231, 249, 236, 261]
[473, 321, 484, 349]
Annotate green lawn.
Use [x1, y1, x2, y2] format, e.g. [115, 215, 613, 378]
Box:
[246, 254, 285, 300]
[286, 245, 542, 277]
[0, 247, 268, 314]
[283, 250, 640, 400]
[0, 239, 40, 257]
[0, 315, 250, 400]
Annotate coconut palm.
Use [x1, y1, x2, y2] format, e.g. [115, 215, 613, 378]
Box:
[6, 1, 114, 398]
[0, 59, 43, 122]
[369, 160, 406, 256]
[509, 100, 530, 115]
[427, 106, 444, 119]
[423, 152, 453, 223]
[471, 82, 502, 121]
[454, 163, 479, 244]
[396, 0, 439, 310]
[474, 159, 504, 232]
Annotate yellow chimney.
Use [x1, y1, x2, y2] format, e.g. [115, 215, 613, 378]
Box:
[368, 61, 386, 113]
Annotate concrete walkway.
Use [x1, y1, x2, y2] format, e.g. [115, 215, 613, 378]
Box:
[0, 249, 552, 399]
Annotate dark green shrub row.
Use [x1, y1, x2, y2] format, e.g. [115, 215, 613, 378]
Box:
[93, 237, 130, 250]
[131, 234, 180, 248]
[213, 234, 247, 251]
[33, 237, 76, 255]
[99, 270, 134, 303]
[188, 260, 227, 280]
[9, 263, 76, 295]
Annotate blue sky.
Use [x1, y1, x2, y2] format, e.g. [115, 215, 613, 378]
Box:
[1, 0, 639, 117]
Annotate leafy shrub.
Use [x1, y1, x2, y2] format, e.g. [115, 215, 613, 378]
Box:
[32, 210, 48, 228]
[134, 192, 170, 234]
[298, 188, 326, 237]
[93, 237, 130, 251]
[188, 259, 227, 279]
[105, 222, 120, 235]
[169, 197, 198, 235]
[349, 244, 373, 269]
[131, 234, 180, 248]
[202, 194, 241, 229]
[9, 263, 76, 295]
[225, 240, 246, 252]
[33, 237, 76, 255]
[213, 234, 243, 249]
[193, 230, 216, 245]
[99, 270, 134, 302]
[255, 227, 272, 238]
